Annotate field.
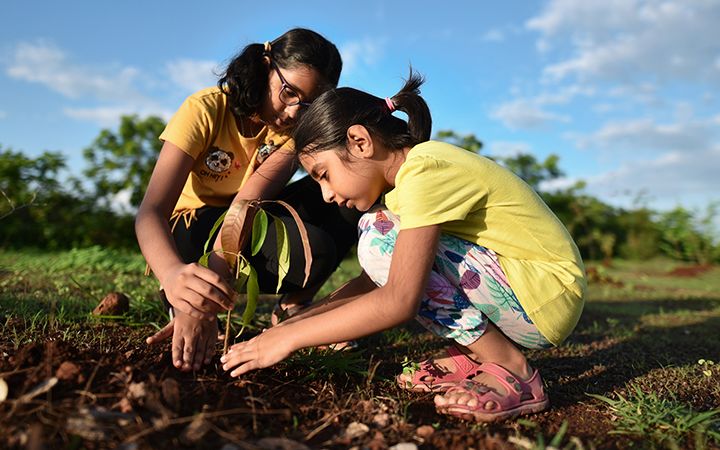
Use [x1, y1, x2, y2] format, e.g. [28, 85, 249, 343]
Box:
[1, 247, 719, 449]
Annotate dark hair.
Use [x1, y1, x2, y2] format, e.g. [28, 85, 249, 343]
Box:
[294, 70, 431, 157]
[218, 28, 342, 118]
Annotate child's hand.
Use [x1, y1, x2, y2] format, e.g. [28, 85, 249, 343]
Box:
[162, 263, 235, 320]
[146, 310, 219, 371]
[220, 327, 294, 377]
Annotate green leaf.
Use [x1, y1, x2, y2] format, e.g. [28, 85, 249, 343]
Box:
[241, 265, 259, 326]
[203, 211, 227, 256]
[235, 257, 251, 291]
[198, 250, 212, 268]
[273, 215, 290, 294]
[250, 209, 268, 256]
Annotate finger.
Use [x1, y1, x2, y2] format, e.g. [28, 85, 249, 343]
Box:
[182, 337, 196, 372]
[146, 320, 174, 345]
[193, 333, 207, 371]
[171, 330, 184, 369]
[231, 361, 258, 377]
[172, 299, 216, 321]
[186, 285, 234, 313]
[205, 334, 216, 365]
[190, 265, 236, 308]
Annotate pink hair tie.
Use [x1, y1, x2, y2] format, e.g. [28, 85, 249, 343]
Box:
[385, 97, 396, 112]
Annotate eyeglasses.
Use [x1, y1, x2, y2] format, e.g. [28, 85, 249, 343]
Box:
[271, 61, 312, 108]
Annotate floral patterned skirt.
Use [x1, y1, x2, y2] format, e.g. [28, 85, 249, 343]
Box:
[358, 207, 552, 349]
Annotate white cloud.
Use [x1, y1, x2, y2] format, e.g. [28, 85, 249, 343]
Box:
[491, 98, 570, 129]
[527, 0, 720, 84]
[64, 106, 173, 127]
[6, 41, 145, 102]
[575, 117, 719, 152]
[491, 84, 592, 129]
[0, 110, 7, 119]
[340, 38, 386, 73]
[166, 59, 219, 92]
[583, 145, 720, 209]
[481, 29, 505, 42]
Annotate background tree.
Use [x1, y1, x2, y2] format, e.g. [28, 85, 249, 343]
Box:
[83, 115, 166, 208]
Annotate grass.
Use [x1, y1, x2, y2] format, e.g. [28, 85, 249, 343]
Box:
[589, 384, 720, 447]
[2, 249, 720, 448]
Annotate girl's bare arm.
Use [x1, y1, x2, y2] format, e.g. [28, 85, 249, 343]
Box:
[222, 225, 441, 376]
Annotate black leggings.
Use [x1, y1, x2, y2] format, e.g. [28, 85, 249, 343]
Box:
[171, 176, 362, 294]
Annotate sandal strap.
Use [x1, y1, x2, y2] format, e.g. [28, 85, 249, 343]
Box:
[446, 346, 482, 377]
[444, 363, 545, 403]
[407, 347, 482, 388]
[475, 362, 528, 396]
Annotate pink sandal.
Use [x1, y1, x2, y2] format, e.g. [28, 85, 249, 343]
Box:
[434, 362, 549, 422]
[397, 346, 482, 393]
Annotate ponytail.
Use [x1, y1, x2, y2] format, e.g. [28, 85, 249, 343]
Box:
[385, 70, 432, 144]
[218, 43, 268, 118]
[294, 68, 432, 156]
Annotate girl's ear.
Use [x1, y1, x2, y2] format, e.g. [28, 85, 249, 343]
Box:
[346, 125, 374, 159]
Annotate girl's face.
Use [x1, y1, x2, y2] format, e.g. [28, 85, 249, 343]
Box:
[299, 149, 388, 212]
[258, 62, 322, 131]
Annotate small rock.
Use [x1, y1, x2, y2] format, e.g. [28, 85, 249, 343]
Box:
[126, 382, 147, 401]
[93, 292, 130, 316]
[56, 361, 83, 383]
[389, 443, 418, 450]
[345, 421, 370, 439]
[117, 397, 133, 414]
[372, 412, 390, 427]
[415, 425, 435, 438]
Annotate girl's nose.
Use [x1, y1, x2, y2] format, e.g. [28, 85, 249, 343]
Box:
[285, 104, 301, 120]
[320, 184, 335, 204]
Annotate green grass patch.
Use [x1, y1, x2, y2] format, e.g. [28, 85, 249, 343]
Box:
[589, 384, 720, 447]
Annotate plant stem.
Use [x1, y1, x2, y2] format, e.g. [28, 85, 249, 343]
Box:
[223, 310, 232, 355]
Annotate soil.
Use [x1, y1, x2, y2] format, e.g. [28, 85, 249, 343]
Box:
[1, 305, 719, 449]
[667, 264, 715, 277]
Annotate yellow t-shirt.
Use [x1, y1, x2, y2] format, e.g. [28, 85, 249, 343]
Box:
[160, 87, 294, 212]
[384, 141, 586, 345]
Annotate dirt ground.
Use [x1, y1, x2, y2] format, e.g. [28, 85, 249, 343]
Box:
[2, 269, 720, 449]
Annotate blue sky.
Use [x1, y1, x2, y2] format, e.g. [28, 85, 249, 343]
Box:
[1, 0, 719, 213]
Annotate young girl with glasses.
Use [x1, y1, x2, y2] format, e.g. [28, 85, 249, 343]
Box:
[136, 28, 360, 373]
[220, 71, 586, 422]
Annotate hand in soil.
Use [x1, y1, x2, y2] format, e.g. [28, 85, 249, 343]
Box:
[221, 327, 294, 377]
[161, 263, 236, 320]
[147, 310, 219, 371]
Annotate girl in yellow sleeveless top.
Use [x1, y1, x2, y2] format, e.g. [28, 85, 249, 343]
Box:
[220, 71, 586, 423]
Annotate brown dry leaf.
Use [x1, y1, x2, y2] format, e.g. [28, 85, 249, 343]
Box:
[161, 378, 180, 412]
[180, 412, 211, 444]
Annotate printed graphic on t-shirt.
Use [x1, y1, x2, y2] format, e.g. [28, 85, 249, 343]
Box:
[205, 148, 234, 173]
[198, 147, 236, 182]
[257, 140, 278, 165]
